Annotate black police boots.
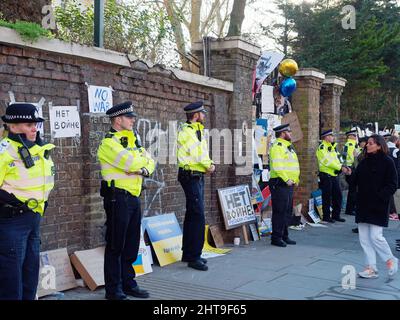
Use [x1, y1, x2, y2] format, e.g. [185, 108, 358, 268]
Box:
[123, 286, 150, 299]
[283, 238, 296, 245]
[105, 292, 128, 300]
[182, 257, 208, 264]
[271, 240, 287, 247]
[188, 259, 208, 271]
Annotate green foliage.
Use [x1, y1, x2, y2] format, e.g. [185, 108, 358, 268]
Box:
[0, 19, 52, 42]
[263, 0, 400, 127]
[54, 0, 174, 64]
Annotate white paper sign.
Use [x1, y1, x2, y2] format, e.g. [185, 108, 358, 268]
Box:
[262, 113, 281, 143]
[50, 106, 81, 138]
[261, 85, 274, 113]
[87, 85, 113, 113]
[262, 169, 270, 182]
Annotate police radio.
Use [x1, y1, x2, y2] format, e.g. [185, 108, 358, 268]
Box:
[18, 146, 34, 168]
[17, 135, 35, 169]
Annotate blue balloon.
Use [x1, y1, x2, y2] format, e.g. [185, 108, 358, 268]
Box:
[279, 77, 297, 97]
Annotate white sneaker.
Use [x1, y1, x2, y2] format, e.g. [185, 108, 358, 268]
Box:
[358, 267, 379, 279]
[387, 257, 399, 277]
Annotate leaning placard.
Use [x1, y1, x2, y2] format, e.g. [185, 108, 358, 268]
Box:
[217, 185, 256, 230]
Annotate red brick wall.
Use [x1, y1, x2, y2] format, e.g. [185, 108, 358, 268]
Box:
[0, 43, 238, 253]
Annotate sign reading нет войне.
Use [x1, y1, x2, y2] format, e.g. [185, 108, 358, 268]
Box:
[218, 185, 256, 230]
[49, 106, 81, 138]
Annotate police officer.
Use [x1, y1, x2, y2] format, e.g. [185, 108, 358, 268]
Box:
[0, 103, 55, 300]
[97, 101, 155, 300]
[177, 101, 215, 271]
[268, 124, 300, 247]
[343, 129, 358, 216]
[316, 130, 350, 223]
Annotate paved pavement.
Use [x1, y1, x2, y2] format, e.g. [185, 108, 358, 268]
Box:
[41, 217, 400, 300]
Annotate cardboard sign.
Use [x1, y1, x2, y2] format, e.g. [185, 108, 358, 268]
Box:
[217, 185, 256, 230]
[311, 189, 324, 219]
[70, 247, 105, 291]
[37, 248, 77, 298]
[142, 213, 182, 267]
[87, 85, 113, 113]
[209, 224, 225, 248]
[132, 227, 153, 276]
[49, 106, 81, 138]
[251, 174, 263, 205]
[307, 198, 321, 223]
[281, 111, 303, 142]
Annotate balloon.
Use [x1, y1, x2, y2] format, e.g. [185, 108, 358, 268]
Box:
[279, 77, 297, 97]
[278, 59, 299, 77]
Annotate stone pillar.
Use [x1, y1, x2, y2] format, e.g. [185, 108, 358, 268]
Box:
[192, 37, 260, 241]
[320, 76, 347, 134]
[192, 36, 260, 187]
[292, 68, 326, 213]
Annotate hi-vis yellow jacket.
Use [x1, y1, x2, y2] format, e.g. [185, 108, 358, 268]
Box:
[0, 137, 55, 215]
[269, 138, 300, 184]
[97, 129, 155, 196]
[177, 122, 213, 173]
[343, 139, 357, 167]
[316, 140, 342, 176]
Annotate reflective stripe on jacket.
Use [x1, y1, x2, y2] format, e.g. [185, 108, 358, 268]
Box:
[177, 122, 213, 172]
[316, 140, 342, 176]
[97, 129, 155, 196]
[0, 138, 55, 215]
[269, 138, 300, 184]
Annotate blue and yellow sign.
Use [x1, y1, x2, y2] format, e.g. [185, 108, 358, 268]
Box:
[142, 213, 182, 266]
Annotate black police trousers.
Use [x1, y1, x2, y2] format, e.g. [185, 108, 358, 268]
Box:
[178, 170, 205, 262]
[103, 192, 141, 295]
[319, 172, 342, 220]
[345, 173, 356, 215]
[270, 179, 294, 242]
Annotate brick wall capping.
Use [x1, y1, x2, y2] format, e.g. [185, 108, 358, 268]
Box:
[323, 75, 347, 87]
[0, 26, 233, 92]
[295, 68, 326, 80]
[192, 36, 261, 56]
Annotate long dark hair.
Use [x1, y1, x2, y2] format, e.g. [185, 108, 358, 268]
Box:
[364, 134, 388, 157]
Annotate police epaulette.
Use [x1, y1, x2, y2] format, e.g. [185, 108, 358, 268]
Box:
[0, 139, 10, 154]
[319, 144, 324, 150]
[277, 142, 282, 146]
[105, 132, 114, 139]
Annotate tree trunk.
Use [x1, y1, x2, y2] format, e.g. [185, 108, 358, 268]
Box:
[226, 0, 246, 37]
[0, 0, 51, 24]
[163, 0, 191, 70]
[189, 0, 202, 47]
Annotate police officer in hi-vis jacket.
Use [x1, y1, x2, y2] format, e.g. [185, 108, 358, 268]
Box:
[97, 101, 155, 300]
[268, 124, 300, 247]
[0, 103, 55, 300]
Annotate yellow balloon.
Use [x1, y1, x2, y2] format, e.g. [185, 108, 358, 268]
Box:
[279, 59, 299, 77]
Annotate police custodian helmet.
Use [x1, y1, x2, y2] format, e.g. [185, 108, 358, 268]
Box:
[1, 103, 44, 123]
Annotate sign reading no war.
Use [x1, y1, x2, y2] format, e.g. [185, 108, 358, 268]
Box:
[87, 85, 113, 113]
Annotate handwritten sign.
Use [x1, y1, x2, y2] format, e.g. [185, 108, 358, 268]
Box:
[87, 85, 113, 113]
[50, 106, 81, 138]
[218, 185, 256, 230]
